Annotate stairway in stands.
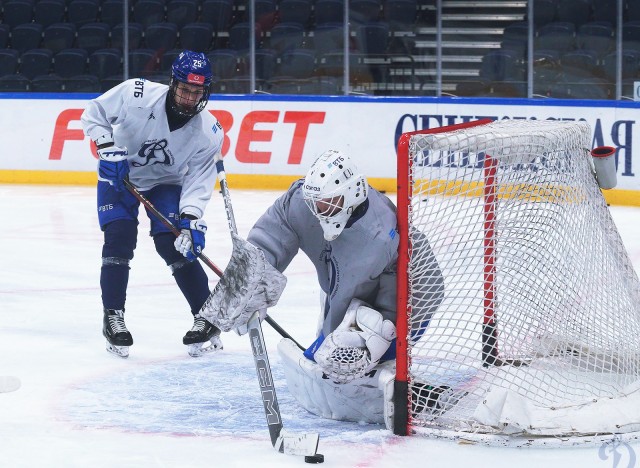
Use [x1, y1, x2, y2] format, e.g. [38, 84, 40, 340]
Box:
[415, 0, 527, 94]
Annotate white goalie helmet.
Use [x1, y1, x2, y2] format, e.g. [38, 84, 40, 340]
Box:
[302, 150, 368, 241]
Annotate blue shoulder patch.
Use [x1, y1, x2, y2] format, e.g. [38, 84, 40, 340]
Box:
[389, 228, 397, 239]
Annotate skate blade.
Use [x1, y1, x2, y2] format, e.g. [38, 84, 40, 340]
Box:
[106, 341, 130, 358]
[187, 336, 223, 357]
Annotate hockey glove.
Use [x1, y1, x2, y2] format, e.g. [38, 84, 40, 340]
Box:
[174, 217, 207, 261]
[314, 299, 396, 384]
[97, 144, 129, 192]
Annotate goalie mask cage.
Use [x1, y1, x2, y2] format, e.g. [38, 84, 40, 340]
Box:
[394, 119, 640, 446]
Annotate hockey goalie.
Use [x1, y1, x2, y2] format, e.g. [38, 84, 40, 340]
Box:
[201, 150, 444, 429]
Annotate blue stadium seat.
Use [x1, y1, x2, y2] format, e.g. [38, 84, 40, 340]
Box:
[623, 21, 640, 52]
[314, 0, 344, 26]
[160, 48, 181, 71]
[54, 48, 89, 78]
[561, 49, 600, 75]
[0, 74, 30, 91]
[133, 0, 166, 29]
[576, 22, 614, 57]
[76, 22, 111, 54]
[629, 1, 640, 22]
[603, 50, 640, 80]
[556, 0, 591, 28]
[565, 77, 610, 99]
[19, 48, 54, 80]
[42, 23, 77, 54]
[67, 0, 101, 27]
[278, 0, 313, 28]
[501, 23, 526, 58]
[10, 23, 43, 54]
[89, 48, 122, 79]
[268, 22, 304, 52]
[100, 75, 123, 92]
[31, 74, 65, 92]
[100, 0, 126, 28]
[34, 0, 66, 28]
[64, 74, 101, 92]
[276, 48, 315, 78]
[144, 22, 178, 51]
[350, 0, 381, 24]
[384, 0, 417, 31]
[166, 0, 198, 29]
[592, 0, 616, 26]
[228, 22, 261, 51]
[479, 49, 523, 82]
[532, 0, 556, 27]
[179, 23, 213, 52]
[254, 0, 277, 27]
[313, 22, 344, 54]
[253, 47, 277, 80]
[535, 21, 576, 54]
[2, 0, 34, 29]
[357, 22, 390, 55]
[0, 49, 20, 77]
[206, 49, 238, 79]
[0, 24, 10, 49]
[200, 0, 234, 35]
[128, 49, 159, 77]
[111, 23, 144, 50]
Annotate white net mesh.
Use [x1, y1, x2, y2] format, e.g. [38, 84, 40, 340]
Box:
[400, 119, 640, 443]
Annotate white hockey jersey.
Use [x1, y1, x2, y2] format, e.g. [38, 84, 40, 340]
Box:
[247, 180, 400, 336]
[81, 78, 224, 219]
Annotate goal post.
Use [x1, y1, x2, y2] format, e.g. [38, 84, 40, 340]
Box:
[394, 118, 640, 445]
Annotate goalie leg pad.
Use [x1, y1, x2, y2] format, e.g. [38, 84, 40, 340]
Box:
[278, 338, 394, 425]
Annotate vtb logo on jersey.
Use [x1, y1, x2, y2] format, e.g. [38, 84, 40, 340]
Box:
[131, 139, 174, 167]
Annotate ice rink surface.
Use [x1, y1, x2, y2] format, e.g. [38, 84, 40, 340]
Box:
[1, 184, 640, 468]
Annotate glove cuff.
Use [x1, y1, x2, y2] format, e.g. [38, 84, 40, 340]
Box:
[95, 133, 114, 149]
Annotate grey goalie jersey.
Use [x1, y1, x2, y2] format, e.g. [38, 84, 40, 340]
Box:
[81, 78, 224, 219]
[248, 180, 399, 336]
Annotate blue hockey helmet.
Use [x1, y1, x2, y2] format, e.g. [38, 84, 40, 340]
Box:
[168, 50, 213, 118]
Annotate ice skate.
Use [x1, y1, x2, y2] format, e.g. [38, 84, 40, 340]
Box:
[103, 308, 133, 358]
[183, 313, 223, 357]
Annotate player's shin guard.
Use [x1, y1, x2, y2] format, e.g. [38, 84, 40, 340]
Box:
[101, 220, 136, 310]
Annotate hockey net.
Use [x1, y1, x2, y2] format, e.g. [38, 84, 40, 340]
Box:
[394, 119, 640, 446]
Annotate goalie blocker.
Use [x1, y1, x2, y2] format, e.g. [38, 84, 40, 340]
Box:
[199, 232, 287, 332]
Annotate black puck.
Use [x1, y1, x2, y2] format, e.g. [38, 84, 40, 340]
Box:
[304, 453, 324, 464]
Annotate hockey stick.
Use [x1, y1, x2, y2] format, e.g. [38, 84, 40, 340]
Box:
[214, 155, 320, 457]
[0, 376, 21, 393]
[122, 179, 305, 351]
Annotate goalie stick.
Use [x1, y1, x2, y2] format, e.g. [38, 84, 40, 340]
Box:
[213, 155, 320, 457]
[0, 376, 21, 393]
[123, 179, 305, 352]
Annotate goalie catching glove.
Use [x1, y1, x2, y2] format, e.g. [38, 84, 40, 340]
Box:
[174, 216, 207, 261]
[314, 299, 396, 384]
[95, 134, 129, 192]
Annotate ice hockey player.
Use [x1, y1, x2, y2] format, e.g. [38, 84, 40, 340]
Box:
[204, 150, 444, 429]
[81, 50, 224, 358]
